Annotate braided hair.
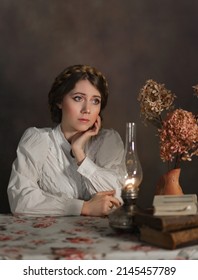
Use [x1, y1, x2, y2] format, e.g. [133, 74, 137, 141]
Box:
[48, 64, 109, 123]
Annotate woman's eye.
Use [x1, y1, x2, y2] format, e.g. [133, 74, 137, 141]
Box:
[92, 98, 101, 105]
[73, 96, 82, 102]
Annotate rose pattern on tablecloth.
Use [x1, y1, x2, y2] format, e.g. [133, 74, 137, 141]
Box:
[0, 214, 198, 259]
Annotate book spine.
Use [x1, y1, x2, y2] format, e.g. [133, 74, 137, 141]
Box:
[140, 226, 198, 249]
[135, 214, 198, 231]
[140, 226, 173, 249]
[171, 227, 198, 248]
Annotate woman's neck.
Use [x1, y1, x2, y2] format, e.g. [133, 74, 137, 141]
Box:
[60, 123, 77, 143]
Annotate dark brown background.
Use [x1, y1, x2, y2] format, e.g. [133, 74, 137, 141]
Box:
[1, 0, 198, 213]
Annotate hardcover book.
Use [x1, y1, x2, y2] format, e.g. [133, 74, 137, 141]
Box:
[153, 194, 197, 205]
[140, 226, 198, 249]
[153, 204, 197, 216]
[153, 194, 198, 216]
[134, 211, 198, 231]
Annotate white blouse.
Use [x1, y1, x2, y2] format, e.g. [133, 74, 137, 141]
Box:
[7, 125, 125, 216]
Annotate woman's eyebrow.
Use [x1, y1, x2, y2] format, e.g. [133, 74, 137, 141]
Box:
[92, 95, 101, 99]
[71, 92, 101, 98]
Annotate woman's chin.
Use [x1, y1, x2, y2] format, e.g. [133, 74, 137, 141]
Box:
[76, 124, 91, 131]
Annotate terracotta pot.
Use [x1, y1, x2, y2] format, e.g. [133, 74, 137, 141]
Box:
[155, 168, 184, 195]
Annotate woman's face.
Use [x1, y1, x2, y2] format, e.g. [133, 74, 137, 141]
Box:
[58, 79, 101, 138]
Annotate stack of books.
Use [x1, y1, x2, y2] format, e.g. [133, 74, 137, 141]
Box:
[135, 194, 198, 249]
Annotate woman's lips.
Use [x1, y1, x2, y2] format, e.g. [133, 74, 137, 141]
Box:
[78, 118, 90, 123]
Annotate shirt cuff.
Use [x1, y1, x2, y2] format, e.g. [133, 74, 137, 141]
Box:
[61, 194, 84, 216]
[77, 157, 97, 179]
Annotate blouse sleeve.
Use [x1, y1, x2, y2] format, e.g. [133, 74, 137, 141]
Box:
[7, 127, 84, 216]
[77, 129, 125, 200]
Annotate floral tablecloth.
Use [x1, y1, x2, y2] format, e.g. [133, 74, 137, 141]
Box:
[0, 214, 198, 259]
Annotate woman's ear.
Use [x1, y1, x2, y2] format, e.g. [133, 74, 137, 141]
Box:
[56, 103, 62, 109]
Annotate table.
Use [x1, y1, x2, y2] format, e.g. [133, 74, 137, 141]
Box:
[0, 214, 198, 259]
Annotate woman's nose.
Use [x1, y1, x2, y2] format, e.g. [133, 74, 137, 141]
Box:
[81, 103, 91, 114]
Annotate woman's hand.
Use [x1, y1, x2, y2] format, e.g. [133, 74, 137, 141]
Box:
[81, 190, 121, 216]
[71, 116, 101, 164]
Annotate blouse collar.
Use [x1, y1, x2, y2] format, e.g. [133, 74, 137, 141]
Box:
[53, 124, 71, 153]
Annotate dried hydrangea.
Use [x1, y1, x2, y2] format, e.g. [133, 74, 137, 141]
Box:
[159, 109, 198, 167]
[138, 80, 198, 168]
[137, 79, 176, 128]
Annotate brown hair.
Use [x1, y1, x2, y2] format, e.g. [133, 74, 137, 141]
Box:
[48, 64, 109, 123]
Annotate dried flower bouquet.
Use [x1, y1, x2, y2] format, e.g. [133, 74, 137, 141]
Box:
[138, 80, 198, 170]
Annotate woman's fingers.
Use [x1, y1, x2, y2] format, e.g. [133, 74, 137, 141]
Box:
[95, 115, 101, 132]
[95, 191, 120, 208]
[81, 190, 121, 216]
[109, 196, 121, 208]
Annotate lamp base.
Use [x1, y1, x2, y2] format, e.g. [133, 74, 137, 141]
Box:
[109, 189, 139, 232]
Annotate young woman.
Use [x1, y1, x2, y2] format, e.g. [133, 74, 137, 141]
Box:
[7, 64, 125, 216]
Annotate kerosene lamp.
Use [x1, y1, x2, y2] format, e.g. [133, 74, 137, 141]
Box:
[109, 122, 143, 231]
